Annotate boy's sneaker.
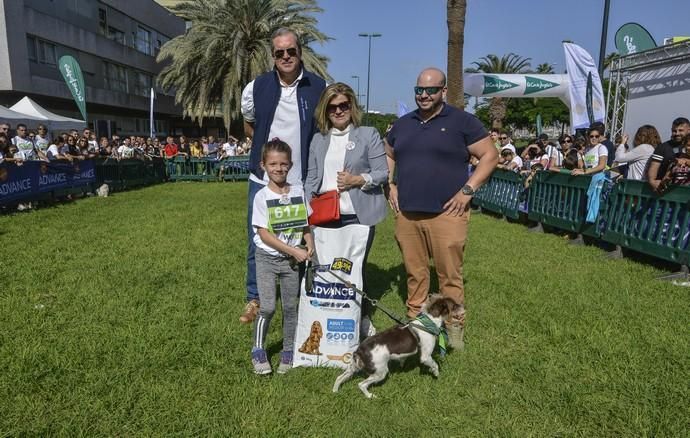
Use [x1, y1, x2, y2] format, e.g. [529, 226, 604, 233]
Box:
[252, 349, 272, 375]
[276, 351, 293, 374]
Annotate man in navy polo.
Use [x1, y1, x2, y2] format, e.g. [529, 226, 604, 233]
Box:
[385, 67, 498, 350]
[239, 28, 326, 324]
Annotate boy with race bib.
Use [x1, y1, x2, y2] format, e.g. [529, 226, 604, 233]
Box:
[250, 138, 313, 375]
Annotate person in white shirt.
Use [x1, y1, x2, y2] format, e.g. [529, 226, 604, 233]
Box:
[572, 127, 608, 176]
[34, 124, 50, 152]
[220, 137, 238, 158]
[497, 131, 516, 164]
[12, 124, 36, 161]
[614, 125, 659, 181]
[117, 138, 134, 159]
[498, 147, 523, 172]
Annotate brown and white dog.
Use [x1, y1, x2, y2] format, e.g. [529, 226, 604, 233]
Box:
[332, 295, 462, 399]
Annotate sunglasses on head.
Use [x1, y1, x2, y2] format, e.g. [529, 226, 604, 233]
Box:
[414, 86, 443, 96]
[327, 102, 351, 114]
[274, 48, 298, 59]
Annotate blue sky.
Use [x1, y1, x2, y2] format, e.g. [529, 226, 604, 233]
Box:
[314, 0, 689, 114]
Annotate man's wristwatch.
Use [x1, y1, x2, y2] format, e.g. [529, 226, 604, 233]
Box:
[461, 184, 475, 196]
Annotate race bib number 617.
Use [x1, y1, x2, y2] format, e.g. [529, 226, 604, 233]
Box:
[267, 197, 308, 231]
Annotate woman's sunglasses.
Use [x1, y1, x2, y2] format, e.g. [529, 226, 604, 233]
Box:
[327, 102, 351, 114]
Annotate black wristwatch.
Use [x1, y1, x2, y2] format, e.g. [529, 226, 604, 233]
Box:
[461, 184, 475, 196]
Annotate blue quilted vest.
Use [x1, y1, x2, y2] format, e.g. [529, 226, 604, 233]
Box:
[249, 67, 326, 182]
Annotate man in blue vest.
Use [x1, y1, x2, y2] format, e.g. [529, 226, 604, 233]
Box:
[239, 28, 326, 324]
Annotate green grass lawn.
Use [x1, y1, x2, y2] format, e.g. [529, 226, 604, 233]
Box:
[1, 183, 688, 436]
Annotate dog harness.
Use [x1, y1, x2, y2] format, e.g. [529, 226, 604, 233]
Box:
[409, 313, 449, 356]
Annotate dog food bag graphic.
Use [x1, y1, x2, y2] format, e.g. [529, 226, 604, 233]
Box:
[293, 224, 369, 369]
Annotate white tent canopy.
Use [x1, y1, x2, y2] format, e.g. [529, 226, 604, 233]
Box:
[9, 96, 86, 131]
[0, 105, 44, 125]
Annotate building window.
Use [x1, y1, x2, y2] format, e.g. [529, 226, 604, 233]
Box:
[104, 62, 128, 93]
[154, 35, 169, 56]
[133, 71, 153, 97]
[29, 38, 57, 65]
[27, 36, 37, 61]
[107, 26, 125, 45]
[98, 8, 107, 36]
[136, 26, 151, 55]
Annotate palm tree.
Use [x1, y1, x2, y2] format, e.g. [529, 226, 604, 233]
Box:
[156, 0, 332, 128]
[468, 53, 531, 129]
[446, 0, 467, 108]
[535, 62, 555, 74]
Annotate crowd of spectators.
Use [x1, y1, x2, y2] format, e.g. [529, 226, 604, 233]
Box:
[487, 117, 690, 193]
[0, 121, 252, 166]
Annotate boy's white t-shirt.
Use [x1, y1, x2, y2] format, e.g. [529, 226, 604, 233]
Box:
[252, 184, 310, 257]
[584, 144, 608, 169]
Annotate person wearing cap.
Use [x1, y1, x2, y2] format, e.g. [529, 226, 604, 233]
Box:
[497, 146, 523, 172]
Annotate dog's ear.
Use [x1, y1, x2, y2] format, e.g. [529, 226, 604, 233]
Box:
[422, 293, 442, 313]
[427, 297, 447, 318]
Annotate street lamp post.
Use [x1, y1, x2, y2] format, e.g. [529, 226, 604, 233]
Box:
[358, 32, 382, 123]
[351, 75, 361, 104]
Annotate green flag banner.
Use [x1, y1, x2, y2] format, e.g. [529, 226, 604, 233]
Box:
[615, 23, 657, 56]
[482, 75, 519, 95]
[58, 55, 87, 121]
[524, 76, 559, 95]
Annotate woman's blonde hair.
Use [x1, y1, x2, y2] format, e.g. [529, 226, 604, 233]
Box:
[314, 82, 362, 134]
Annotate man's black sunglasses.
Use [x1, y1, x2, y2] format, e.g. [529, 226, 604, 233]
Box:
[414, 86, 443, 96]
[274, 48, 298, 59]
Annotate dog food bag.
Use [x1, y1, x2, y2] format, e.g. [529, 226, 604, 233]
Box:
[293, 224, 368, 369]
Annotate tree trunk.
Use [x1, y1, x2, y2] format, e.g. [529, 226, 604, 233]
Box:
[489, 97, 507, 129]
[446, 0, 467, 109]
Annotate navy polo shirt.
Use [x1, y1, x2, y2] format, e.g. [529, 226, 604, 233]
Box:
[387, 104, 488, 213]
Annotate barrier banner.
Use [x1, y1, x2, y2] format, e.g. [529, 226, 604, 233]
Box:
[0, 162, 35, 203]
[0, 160, 95, 205]
[36, 160, 95, 193]
[293, 224, 369, 369]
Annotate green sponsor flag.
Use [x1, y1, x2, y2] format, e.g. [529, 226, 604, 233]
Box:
[524, 76, 559, 95]
[482, 75, 519, 94]
[615, 23, 657, 56]
[58, 55, 87, 121]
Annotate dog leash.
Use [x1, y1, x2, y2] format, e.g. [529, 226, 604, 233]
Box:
[306, 262, 443, 338]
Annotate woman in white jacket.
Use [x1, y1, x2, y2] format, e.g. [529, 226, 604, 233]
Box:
[614, 125, 660, 181]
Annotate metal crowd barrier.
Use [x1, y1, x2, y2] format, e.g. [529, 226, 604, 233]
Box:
[601, 180, 690, 265]
[95, 158, 166, 192]
[473, 169, 525, 220]
[166, 156, 250, 182]
[527, 172, 603, 238]
[473, 169, 690, 275]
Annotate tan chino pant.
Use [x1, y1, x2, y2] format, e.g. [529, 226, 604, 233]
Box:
[395, 210, 470, 318]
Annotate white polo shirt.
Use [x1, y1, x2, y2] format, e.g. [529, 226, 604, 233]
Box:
[241, 70, 303, 186]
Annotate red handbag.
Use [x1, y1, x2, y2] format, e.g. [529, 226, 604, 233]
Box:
[309, 190, 340, 226]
